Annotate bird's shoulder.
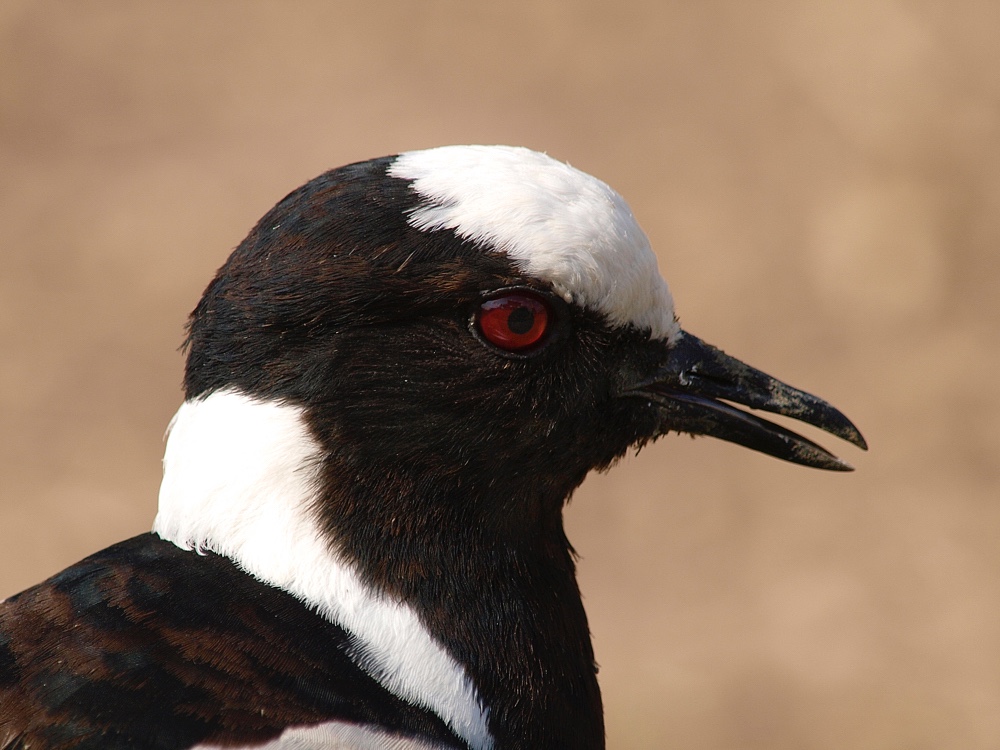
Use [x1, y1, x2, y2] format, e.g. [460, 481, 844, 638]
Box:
[0, 533, 462, 750]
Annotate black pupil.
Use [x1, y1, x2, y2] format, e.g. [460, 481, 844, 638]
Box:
[507, 305, 535, 335]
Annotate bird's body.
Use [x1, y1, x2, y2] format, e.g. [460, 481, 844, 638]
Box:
[0, 146, 865, 749]
[1, 534, 460, 749]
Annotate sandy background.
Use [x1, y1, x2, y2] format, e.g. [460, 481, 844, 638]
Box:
[1, 2, 998, 747]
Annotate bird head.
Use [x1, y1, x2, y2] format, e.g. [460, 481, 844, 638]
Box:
[182, 145, 864, 526]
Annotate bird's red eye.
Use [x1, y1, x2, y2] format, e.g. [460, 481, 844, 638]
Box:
[476, 292, 551, 352]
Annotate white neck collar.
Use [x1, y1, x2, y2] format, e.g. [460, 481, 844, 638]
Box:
[153, 389, 493, 750]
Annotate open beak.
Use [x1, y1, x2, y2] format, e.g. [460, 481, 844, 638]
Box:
[626, 331, 868, 471]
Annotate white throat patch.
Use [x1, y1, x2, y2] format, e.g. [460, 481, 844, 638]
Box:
[388, 145, 679, 342]
[153, 390, 493, 750]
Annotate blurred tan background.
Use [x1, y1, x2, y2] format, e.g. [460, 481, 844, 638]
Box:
[1, 2, 998, 747]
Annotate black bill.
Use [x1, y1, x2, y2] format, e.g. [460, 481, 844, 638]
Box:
[626, 331, 868, 471]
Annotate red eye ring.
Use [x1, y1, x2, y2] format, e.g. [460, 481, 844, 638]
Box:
[476, 292, 552, 352]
